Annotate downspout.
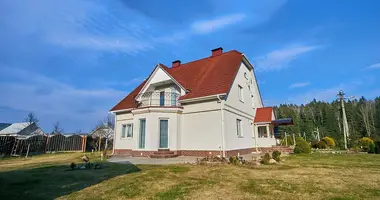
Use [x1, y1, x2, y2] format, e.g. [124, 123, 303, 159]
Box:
[112, 113, 117, 155]
[217, 95, 226, 158]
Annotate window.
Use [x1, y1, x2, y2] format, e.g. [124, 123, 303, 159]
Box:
[244, 72, 248, 80]
[258, 126, 268, 138]
[236, 119, 243, 137]
[121, 124, 133, 139]
[238, 85, 244, 102]
[126, 124, 133, 137]
[160, 91, 165, 106]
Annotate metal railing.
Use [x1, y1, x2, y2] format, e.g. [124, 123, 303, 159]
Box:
[136, 92, 180, 107]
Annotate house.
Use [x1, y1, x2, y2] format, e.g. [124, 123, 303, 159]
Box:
[110, 48, 279, 158]
[0, 122, 45, 138]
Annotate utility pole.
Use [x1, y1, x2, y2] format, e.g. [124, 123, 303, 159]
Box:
[337, 90, 352, 150]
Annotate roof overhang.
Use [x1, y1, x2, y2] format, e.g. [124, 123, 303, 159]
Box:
[272, 118, 294, 126]
[109, 108, 133, 114]
[179, 93, 227, 103]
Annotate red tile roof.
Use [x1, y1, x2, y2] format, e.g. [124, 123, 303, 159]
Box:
[254, 107, 273, 123]
[110, 50, 244, 111]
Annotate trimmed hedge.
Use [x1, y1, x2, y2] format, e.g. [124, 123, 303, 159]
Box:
[321, 136, 336, 148]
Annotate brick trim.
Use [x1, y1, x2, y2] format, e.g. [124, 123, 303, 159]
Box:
[114, 146, 293, 157]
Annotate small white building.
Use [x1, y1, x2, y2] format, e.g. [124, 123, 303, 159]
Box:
[0, 122, 45, 138]
[110, 48, 278, 158]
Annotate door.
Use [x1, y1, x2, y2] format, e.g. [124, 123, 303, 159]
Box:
[139, 119, 146, 149]
[160, 91, 165, 106]
[159, 119, 168, 148]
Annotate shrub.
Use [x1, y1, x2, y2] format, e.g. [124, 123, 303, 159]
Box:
[294, 137, 311, 154]
[369, 143, 375, 154]
[280, 136, 294, 146]
[272, 151, 281, 162]
[229, 156, 238, 165]
[311, 140, 319, 148]
[261, 153, 271, 165]
[316, 140, 327, 149]
[359, 137, 375, 152]
[321, 136, 336, 148]
[352, 146, 360, 153]
[375, 141, 380, 154]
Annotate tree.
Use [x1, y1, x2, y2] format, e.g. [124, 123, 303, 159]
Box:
[91, 114, 115, 153]
[52, 122, 64, 134]
[358, 99, 376, 137]
[24, 112, 39, 125]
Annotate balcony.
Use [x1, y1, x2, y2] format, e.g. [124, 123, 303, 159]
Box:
[136, 92, 180, 108]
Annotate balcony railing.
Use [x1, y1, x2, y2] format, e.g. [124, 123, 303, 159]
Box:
[136, 92, 180, 108]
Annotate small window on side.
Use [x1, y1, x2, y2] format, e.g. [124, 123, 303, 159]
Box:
[238, 85, 244, 102]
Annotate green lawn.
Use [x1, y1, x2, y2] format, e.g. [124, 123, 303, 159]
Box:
[0, 153, 380, 200]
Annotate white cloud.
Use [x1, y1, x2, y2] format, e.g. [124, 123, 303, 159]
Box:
[0, 66, 125, 132]
[366, 63, 380, 70]
[289, 82, 310, 89]
[255, 45, 321, 72]
[191, 13, 246, 34]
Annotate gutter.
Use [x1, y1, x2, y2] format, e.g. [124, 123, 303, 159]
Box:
[217, 94, 226, 158]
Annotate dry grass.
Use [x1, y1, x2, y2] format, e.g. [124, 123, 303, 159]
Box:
[1, 153, 380, 200]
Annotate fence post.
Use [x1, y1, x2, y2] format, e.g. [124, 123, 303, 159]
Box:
[285, 132, 287, 146]
[293, 133, 296, 146]
[25, 144, 30, 158]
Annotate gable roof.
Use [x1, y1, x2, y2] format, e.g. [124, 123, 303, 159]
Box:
[111, 50, 244, 111]
[0, 123, 11, 131]
[0, 122, 29, 135]
[254, 107, 273, 123]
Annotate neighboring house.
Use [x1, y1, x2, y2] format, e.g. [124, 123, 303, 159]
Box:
[90, 125, 114, 140]
[0, 122, 45, 138]
[0, 123, 12, 131]
[110, 48, 278, 158]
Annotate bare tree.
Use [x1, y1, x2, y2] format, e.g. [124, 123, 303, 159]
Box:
[359, 101, 376, 137]
[52, 122, 64, 134]
[24, 112, 39, 125]
[91, 114, 115, 153]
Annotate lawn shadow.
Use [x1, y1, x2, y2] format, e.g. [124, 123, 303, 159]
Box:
[0, 162, 140, 200]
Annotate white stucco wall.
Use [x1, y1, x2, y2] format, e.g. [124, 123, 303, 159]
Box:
[115, 109, 181, 151]
[181, 100, 222, 150]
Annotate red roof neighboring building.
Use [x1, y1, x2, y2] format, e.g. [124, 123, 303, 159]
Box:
[254, 107, 273, 123]
[110, 49, 244, 111]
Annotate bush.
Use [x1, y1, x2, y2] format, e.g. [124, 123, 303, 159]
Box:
[321, 136, 336, 148]
[316, 140, 328, 149]
[229, 156, 238, 165]
[294, 137, 311, 154]
[375, 141, 380, 154]
[311, 140, 319, 148]
[280, 136, 294, 146]
[369, 143, 375, 154]
[359, 137, 375, 152]
[272, 151, 281, 162]
[352, 146, 361, 153]
[261, 153, 271, 165]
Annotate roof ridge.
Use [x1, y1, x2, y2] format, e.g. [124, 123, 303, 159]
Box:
[166, 50, 241, 69]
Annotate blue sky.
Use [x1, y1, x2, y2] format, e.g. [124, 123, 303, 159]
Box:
[0, 0, 379, 132]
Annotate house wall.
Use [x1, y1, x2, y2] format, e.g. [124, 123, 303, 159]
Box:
[181, 100, 222, 151]
[115, 110, 180, 153]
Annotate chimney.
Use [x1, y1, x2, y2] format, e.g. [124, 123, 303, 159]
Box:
[211, 47, 223, 56]
[172, 60, 181, 67]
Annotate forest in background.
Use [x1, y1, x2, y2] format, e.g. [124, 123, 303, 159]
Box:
[274, 97, 380, 148]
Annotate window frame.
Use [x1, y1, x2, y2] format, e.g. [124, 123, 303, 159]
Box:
[258, 126, 268, 138]
[121, 123, 133, 139]
[236, 119, 243, 138]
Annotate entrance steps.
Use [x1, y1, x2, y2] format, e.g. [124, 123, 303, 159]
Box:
[150, 149, 178, 158]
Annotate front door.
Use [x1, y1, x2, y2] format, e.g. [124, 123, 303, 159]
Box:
[139, 119, 146, 149]
[159, 119, 168, 148]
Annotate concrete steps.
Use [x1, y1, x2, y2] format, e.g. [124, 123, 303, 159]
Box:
[149, 149, 178, 158]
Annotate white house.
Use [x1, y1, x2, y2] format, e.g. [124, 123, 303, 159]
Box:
[110, 48, 280, 158]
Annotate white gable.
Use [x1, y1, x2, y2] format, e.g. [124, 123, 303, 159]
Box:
[137, 65, 186, 100]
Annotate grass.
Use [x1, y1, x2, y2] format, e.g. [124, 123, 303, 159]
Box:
[0, 153, 380, 199]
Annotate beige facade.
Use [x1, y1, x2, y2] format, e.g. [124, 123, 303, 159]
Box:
[112, 59, 277, 157]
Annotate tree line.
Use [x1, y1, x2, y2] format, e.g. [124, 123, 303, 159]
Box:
[274, 97, 380, 149]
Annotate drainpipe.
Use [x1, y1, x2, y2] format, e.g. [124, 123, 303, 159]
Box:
[217, 95, 226, 158]
[112, 113, 117, 155]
